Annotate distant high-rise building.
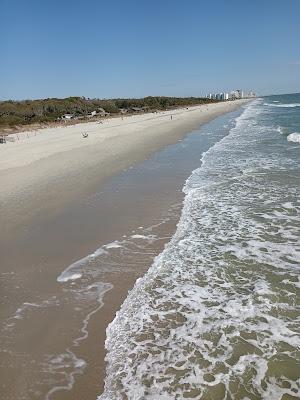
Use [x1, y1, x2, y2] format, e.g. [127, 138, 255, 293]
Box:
[230, 90, 239, 99]
[205, 90, 252, 101]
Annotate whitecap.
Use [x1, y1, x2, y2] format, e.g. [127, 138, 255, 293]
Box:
[264, 102, 300, 107]
[287, 132, 300, 143]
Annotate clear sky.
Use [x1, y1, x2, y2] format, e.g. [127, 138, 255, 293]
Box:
[1, 0, 299, 100]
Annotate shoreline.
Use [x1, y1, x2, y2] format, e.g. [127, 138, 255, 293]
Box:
[0, 100, 250, 400]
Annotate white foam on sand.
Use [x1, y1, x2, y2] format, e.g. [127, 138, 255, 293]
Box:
[44, 350, 87, 400]
[44, 281, 113, 400]
[11, 298, 59, 322]
[57, 247, 109, 283]
[58, 273, 82, 283]
[57, 234, 158, 284]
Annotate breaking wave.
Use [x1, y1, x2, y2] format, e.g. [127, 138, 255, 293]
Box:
[264, 102, 300, 108]
[287, 132, 300, 143]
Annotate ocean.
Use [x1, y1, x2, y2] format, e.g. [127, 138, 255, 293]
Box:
[100, 94, 300, 399]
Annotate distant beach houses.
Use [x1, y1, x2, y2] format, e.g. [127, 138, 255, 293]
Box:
[61, 107, 110, 121]
[118, 106, 150, 114]
[61, 113, 75, 120]
[206, 89, 256, 100]
[87, 108, 110, 118]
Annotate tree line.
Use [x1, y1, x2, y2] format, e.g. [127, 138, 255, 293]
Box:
[0, 96, 218, 128]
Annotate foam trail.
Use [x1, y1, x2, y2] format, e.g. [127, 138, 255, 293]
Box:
[45, 281, 113, 400]
[57, 247, 108, 283]
[57, 235, 158, 283]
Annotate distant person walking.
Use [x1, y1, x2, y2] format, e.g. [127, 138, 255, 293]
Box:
[170, 115, 173, 120]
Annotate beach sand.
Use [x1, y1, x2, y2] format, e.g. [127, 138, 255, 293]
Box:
[1, 101, 247, 236]
[0, 100, 249, 399]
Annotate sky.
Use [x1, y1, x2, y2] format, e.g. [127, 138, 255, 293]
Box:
[1, 0, 299, 100]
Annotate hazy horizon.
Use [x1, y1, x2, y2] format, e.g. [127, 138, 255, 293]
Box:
[2, 92, 300, 103]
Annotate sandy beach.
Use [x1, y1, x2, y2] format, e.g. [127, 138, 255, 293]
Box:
[0, 100, 249, 400]
[2, 0, 298, 396]
[1, 101, 248, 236]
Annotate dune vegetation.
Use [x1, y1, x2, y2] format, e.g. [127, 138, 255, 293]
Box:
[0, 96, 218, 128]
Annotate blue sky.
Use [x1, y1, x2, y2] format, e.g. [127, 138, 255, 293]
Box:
[1, 0, 299, 100]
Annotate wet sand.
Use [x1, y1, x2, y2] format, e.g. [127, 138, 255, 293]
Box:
[0, 101, 249, 399]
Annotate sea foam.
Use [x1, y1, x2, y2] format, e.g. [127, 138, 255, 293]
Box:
[287, 132, 300, 143]
[99, 99, 300, 399]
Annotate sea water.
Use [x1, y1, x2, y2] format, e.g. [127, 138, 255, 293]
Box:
[100, 95, 300, 399]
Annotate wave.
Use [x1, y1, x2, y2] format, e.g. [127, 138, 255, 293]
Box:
[99, 101, 300, 399]
[264, 102, 300, 108]
[57, 234, 157, 283]
[287, 132, 300, 143]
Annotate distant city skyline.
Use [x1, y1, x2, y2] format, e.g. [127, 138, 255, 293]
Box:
[1, 0, 299, 100]
[205, 90, 256, 101]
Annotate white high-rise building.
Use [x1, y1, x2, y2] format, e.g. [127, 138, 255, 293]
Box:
[237, 90, 244, 98]
[230, 90, 239, 99]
